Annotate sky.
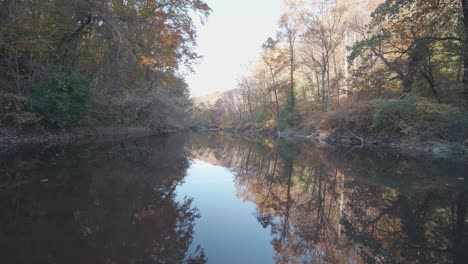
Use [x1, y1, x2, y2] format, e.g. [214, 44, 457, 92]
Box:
[186, 0, 282, 98]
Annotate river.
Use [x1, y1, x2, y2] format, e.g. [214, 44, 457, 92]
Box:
[0, 133, 467, 263]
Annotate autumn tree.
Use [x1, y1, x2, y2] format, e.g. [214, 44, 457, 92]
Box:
[278, 0, 306, 110]
[0, 0, 211, 128]
[349, 0, 462, 102]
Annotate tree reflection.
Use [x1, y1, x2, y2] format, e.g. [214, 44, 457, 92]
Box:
[2, 134, 466, 264]
[189, 134, 467, 263]
[0, 135, 206, 264]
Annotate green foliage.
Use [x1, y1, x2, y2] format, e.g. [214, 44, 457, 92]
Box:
[1, 0, 210, 130]
[31, 66, 89, 127]
[370, 0, 414, 26]
[280, 103, 302, 128]
[370, 97, 467, 141]
[255, 106, 271, 126]
[348, 34, 386, 63]
[431, 111, 468, 143]
[413, 97, 460, 121]
[371, 99, 417, 134]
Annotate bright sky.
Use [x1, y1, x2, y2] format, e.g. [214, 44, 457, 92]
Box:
[186, 0, 282, 98]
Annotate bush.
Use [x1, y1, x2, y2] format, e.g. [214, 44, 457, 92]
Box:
[305, 96, 467, 144]
[2, 112, 41, 129]
[31, 66, 89, 127]
[0, 93, 29, 113]
[242, 122, 256, 131]
[255, 106, 271, 126]
[371, 99, 417, 135]
[431, 112, 468, 142]
[413, 97, 459, 122]
[0, 93, 41, 129]
[307, 101, 374, 134]
[264, 119, 278, 130]
[371, 97, 467, 141]
[280, 103, 302, 128]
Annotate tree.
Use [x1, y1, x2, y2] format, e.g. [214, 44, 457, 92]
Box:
[302, 1, 345, 111]
[349, 0, 462, 100]
[0, 0, 211, 129]
[262, 37, 284, 122]
[462, 0, 468, 107]
[278, 0, 306, 110]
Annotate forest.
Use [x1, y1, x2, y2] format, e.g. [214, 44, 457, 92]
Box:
[1, 1, 467, 263]
[0, 0, 210, 134]
[0, 0, 467, 152]
[192, 0, 468, 152]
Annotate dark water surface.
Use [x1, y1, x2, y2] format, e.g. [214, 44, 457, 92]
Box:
[1, 133, 467, 264]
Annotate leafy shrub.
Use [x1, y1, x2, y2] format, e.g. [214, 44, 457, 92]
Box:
[305, 96, 467, 144]
[0, 93, 29, 113]
[430, 111, 468, 142]
[280, 103, 302, 128]
[308, 101, 374, 134]
[413, 97, 459, 122]
[2, 112, 41, 129]
[255, 106, 271, 126]
[31, 66, 89, 127]
[242, 122, 256, 131]
[0, 93, 40, 129]
[371, 99, 417, 134]
[264, 119, 278, 130]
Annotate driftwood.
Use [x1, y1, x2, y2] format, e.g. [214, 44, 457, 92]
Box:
[344, 128, 364, 146]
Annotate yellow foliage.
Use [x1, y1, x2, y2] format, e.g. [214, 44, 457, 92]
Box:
[413, 97, 460, 122]
[265, 119, 278, 129]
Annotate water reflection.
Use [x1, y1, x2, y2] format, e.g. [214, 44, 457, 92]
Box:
[0, 133, 467, 263]
[188, 133, 467, 263]
[0, 136, 206, 264]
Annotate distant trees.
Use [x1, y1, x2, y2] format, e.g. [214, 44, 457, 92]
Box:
[302, 1, 345, 111]
[201, 0, 373, 129]
[262, 37, 283, 123]
[201, 0, 466, 132]
[278, 0, 306, 110]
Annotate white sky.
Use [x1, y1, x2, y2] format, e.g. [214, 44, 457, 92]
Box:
[186, 0, 282, 98]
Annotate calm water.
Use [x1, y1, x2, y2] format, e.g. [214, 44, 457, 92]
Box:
[0, 133, 467, 264]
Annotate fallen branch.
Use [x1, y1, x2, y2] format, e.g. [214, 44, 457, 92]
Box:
[344, 128, 364, 146]
[0, 128, 17, 139]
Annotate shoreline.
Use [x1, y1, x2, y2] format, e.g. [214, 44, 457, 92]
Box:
[0, 127, 163, 147]
[2, 126, 466, 162]
[240, 128, 468, 162]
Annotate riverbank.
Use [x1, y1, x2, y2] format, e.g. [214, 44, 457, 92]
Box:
[239, 129, 468, 164]
[0, 126, 162, 147]
[238, 98, 468, 161]
[241, 128, 466, 161]
[0, 93, 168, 147]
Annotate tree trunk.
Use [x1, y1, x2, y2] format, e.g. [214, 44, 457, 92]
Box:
[326, 53, 331, 111]
[269, 67, 281, 122]
[290, 46, 295, 109]
[321, 62, 327, 112]
[247, 88, 254, 121]
[333, 53, 340, 109]
[344, 32, 349, 96]
[463, 0, 468, 108]
[315, 71, 321, 103]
